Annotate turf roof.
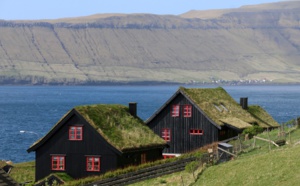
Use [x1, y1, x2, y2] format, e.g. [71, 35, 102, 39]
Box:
[180, 87, 279, 129]
[75, 104, 166, 152]
[247, 105, 280, 128]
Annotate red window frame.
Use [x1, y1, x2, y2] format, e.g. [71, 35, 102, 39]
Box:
[183, 105, 192, 117]
[69, 126, 83, 140]
[163, 155, 175, 159]
[141, 153, 147, 164]
[162, 128, 171, 142]
[171, 105, 180, 117]
[86, 157, 100, 172]
[190, 129, 203, 135]
[220, 131, 226, 136]
[51, 156, 65, 171]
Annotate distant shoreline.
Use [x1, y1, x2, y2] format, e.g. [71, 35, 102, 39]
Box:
[0, 81, 299, 86]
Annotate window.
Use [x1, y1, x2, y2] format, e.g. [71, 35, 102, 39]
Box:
[220, 131, 226, 136]
[190, 129, 203, 135]
[86, 157, 100, 172]
[171, 105, 180, 117]
[162, 128, 171, 142]
[183, 105, 192, 117]
[163, 155, 175, 159]
[51, 156, 65, 171]
[69, 126, 83, 140]
[141, 153, 147, 164]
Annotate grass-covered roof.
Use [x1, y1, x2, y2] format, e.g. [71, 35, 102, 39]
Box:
[75, 104, 166, 152]
[247, 105, 280, 128]
[180, 87, 279, 129]
[181, 87, 256, 128]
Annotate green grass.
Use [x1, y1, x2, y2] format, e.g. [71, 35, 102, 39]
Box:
[132, 127, 300, 186]
[75, 104, 166, 151]
[181, 87, 279, 129]
[196, 144, 300, 186]
[196, 127, 300, 186]
[129, 167, 203, 186]
[247, 105, 280, 128]
[10, 161, 35, 185]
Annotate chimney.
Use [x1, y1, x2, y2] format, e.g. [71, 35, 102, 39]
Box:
[129, 102, 137, 117]
[240, 97, 248, 110]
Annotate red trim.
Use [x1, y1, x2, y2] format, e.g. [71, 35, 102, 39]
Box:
[163, 155, 175, 159]
[69, 126, 83, 140]
[183, 105, 192, 117]
[190, 129, 203, 135]
[171, 105, 180, 117]
[220, 131, 226, 136]
[141, 153, 147, 164]
[86, 157, 100, 172]
[51, 156, 65, 171]
[162, 128, 171, 142]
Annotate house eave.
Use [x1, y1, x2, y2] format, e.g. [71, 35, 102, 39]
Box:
[121, 144, 167, 153]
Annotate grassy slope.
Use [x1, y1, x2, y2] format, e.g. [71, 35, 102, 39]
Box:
[130, 127, 300, 186]
[129, 167, 202, 186]
[10, 161, 35, 185]
[194, 128, 300, 186]
[197, 145, 300, 186]
[1, 2, 300, 84]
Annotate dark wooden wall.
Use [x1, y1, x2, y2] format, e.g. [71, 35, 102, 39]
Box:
[148, 93, 219, 154]
[34, 111, 163, 181]
[118, 149, 163, 168]
[35, 112, 118, 181]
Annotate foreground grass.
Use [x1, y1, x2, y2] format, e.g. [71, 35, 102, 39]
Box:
[129, 166, 203, 186]
[134, 127, 300, 186]
[194, 127, 300, 186]
[196, 144, 300, 186]
[10, 161, 35, 185]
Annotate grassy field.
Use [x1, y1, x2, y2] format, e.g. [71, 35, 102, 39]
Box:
[196, 143, 300, 186]
[129, 166, 202, 186]
[10, 161, 35, 185]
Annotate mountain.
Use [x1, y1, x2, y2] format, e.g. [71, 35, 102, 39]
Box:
[1, 1, 300, 85]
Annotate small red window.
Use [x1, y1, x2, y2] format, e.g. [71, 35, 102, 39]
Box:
[86, 157, 100, 172]
[172, 105, 180, 117]
[141, 153, 147, 164]
[183, 105, 192, 117]
[162, 128, 171, 142]
[163, 155, 175, 159]
[190, 129, 203, 135]
[51, 156, 65, 171]
[220, 131, 226, 136]
[69, 126, 83, 140]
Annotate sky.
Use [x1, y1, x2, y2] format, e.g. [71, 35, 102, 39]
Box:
[0, 0, 290, 20]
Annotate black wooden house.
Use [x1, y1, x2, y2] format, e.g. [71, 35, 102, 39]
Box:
[146, 87, 279, 158]
[27, 103, 166, 181]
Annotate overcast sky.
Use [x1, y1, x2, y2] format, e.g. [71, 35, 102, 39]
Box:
[0, 0, 290, 20]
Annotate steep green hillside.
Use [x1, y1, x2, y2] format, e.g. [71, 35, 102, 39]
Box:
[196, 145, 300, 186]
[1, 1, 300, 85]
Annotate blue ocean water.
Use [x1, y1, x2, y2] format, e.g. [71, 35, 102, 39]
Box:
[0, 85, 299, 163]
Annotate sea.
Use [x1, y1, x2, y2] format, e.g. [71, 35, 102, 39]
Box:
[1, 85, 300, 163]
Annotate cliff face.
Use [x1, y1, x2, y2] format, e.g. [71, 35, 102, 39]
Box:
[1, 1, 300, 85]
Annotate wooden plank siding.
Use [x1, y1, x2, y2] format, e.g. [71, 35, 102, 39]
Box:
[148, 93, 219, 154]
[35, 111, 119, 181]
[33, 109, 164, 181]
